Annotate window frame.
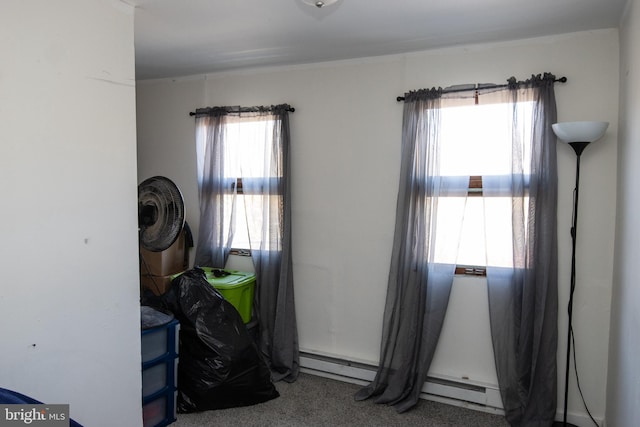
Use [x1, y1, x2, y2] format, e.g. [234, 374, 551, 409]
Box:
[217, 114, 283, 255]
[437, 96, 535, 276]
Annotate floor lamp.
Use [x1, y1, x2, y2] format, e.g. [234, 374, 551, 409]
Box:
[552, 121, 609, 427]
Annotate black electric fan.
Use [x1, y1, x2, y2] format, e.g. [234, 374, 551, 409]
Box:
[138, 176, 185, 252]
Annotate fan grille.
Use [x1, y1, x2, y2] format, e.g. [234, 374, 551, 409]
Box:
[138, 176, 185, 252]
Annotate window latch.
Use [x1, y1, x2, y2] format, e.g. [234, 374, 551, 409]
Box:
[464, 267, 485, 276]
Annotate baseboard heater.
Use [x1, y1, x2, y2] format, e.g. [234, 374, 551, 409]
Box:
[299, 351, 504, 415]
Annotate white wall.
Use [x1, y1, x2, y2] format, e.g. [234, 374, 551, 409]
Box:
[607, 0, 640, 425]
[136, 29, 619, 423]
[0, 1, 141, 426]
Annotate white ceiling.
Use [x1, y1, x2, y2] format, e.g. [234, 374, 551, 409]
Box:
[131, 0, 627, 80]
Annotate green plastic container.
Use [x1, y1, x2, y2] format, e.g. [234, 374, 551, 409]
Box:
[200, 268, 256, 323]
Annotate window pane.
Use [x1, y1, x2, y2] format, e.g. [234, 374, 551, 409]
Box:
[482, 196, 514, 269]
[433, 196, 468, 265]
[224, 192, 274, 250]
[440, 103, 512, 176]
[456, 197, 486, 267]
[440, 101, 534, 177]
[225, 118, 278, 179]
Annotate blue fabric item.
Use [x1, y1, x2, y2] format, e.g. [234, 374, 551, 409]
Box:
[0, 387, 83, 426]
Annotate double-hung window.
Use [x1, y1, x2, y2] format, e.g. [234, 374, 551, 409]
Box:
[195, 113, 281, 254]
[435, 94, 534, 273]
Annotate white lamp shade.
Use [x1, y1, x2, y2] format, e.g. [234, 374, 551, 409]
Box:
[552, 121, 609, 143]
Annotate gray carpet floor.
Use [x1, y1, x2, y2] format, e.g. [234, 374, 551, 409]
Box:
[172, 372, 510, 427]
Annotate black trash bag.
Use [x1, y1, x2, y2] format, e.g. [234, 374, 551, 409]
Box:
[159, 268, 279, 412]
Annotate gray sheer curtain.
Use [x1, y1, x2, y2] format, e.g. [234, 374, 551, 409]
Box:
[193, 105, 299, 383]
[357, 74, 558, 422]
[483, 74, 558, 426]
[194, 108, 234, 268]
[242, 106, 299, 382]
[354, 89, 469, 413]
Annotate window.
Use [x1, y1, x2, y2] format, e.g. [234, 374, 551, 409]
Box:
[196, 114, 281, 253]
[436, 98, 534, 273]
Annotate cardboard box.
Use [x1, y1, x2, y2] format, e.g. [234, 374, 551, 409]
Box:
[141, 274, 176, 296]
[140, 230, 188, 276]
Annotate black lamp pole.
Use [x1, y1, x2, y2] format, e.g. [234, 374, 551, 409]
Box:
[554, 141, 589, 427]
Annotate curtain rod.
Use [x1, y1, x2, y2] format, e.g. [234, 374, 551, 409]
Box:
[189, 106, 295, 116]
[395, 76, 567, 102]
